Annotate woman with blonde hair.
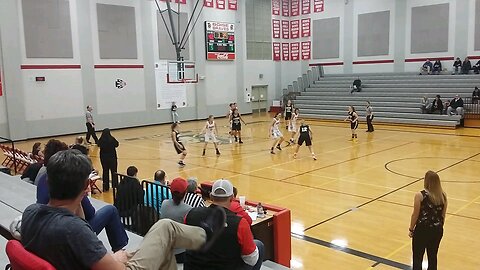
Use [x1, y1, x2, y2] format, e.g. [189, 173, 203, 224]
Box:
[409, 171, 447, 270]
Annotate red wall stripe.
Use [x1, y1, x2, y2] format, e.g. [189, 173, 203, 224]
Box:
[309, 62, 344, 66]
[405, 57, 454, 62]
[94, 65, 144, 69]
[352, 59, 394, 65]
[467, 56, 480, 60]
[21, 65, 81, 69]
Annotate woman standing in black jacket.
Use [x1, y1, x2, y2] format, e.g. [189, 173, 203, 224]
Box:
[98, 128, 119, 191]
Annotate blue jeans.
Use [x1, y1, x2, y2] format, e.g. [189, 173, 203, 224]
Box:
[241, 240, 264, 270]
[88, 205, 129, 252]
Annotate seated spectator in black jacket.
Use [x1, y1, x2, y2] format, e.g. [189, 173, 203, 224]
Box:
[431, 95, 444, 114]
[114, 166, 144, 217]
[473, 60, 480, 74]
[432, 60, 442, 75]
[473, 87, 480, 103]
[447, 95, 464, 117]
[351, 78, 362, 94]
[453, 57, 462, 74]
[462, 57, 472, 74]
[420, 59, 433, 75]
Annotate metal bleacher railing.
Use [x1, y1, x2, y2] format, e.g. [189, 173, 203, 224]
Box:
[112, 174, 171, 236]
[0, 136, 18, 174]
[464, 97, 480, 119]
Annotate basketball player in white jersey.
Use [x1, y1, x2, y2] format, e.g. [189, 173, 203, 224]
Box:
[201, 115, 221, 156]
[270, 112, 285, 154]
[288, 108, 299, 145]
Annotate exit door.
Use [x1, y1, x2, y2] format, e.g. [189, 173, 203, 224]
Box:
[251, 85, 268, 113]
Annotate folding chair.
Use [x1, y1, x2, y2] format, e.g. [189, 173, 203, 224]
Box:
[89, 172, 102, 194]
[5, 240, 56, 270]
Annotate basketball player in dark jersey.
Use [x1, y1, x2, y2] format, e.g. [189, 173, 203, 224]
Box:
[293, 119, 316, 160]
[344, 106, 359, 140]
[284, 100, 293, 129]
[229, 108, 246, 143]
[227, 103, 237, 143]
[171, 123, 187, 167]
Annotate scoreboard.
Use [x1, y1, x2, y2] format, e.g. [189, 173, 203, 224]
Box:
[205, 21, 235, 61]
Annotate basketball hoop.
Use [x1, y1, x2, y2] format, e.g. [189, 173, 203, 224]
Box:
[166, 60, 199, 84]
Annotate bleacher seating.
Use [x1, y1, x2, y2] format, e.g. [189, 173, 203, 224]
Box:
[295, 73, 480, 128]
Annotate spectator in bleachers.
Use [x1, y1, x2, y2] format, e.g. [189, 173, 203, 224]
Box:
[36, 149, 129, 252]
[21, 163, 43, 184]
[447, 95, 464, 118]
[453, 57, 462, 74]
[114, 166, 144, 217]
[184, 178, 206, 208]
[432, 60, 442, 75]
[462, 57, 472, 74]
[30, 142, 44, 160]
[185, 179, 264, 270]
[350, 77, 362, 94]
[229, 187, 253, 225]
[431, 95, 444, 114]
[34, 139, 68, 186]
[144, 169, 171, 211]
[420, 59, 433, 75]
[97, 128, 119, 192]
[421, 96, 432, 114]
[22, 149, 226, 270]
[70, 136, 88, 155]
[473, 60, 480, 74]
[472, 87, 480, 103]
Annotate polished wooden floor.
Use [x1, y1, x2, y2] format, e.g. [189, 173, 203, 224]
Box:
[12, 113, 480, 270]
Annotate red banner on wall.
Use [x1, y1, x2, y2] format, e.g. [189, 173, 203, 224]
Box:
[204, 0, 214, 7]
[291, 42, 300, 61]
[273, 42, 281, 61]
[301, 41, 311, 60]
[282, 43, 290, 61]
[228, 0, 237, 10]
[291, 0, 300, 16]
[272, 0, 281, 15]
[302, 0, 311, 15]
[301, 18, 311, 37]
[216, 0, 225, 9]
[313, 0, 324, 12]
[282, 20, 290, 39]
[290, 20, 300, 39]
[272, 20, 281, 39]
[282, 0, 290, 17]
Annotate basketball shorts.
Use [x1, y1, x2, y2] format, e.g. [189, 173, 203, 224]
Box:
[351, 121, 359, 130]
[284, 112, 292, 120]
[232, 123, 241, 131]
[272, 129, 283, 139]
[288, 123, 297, 133]
[297, 136, 312, 146]
[205, 133, 217, 143]
[174, 142, 185, 154]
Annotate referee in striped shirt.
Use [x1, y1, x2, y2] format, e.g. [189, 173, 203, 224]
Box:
[183, 178, 206, 208]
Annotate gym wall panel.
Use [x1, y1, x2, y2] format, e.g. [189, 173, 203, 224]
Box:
[357, 11, 390, 57]
[95, 69, 146, 115]
[410, 3, 449, 53]
[21, 0, 74, 58]
[312, 17, 340, 59]
[157, 12, 190, 60]
[22, 70, 84, 121]
[474, 0, 480, 51]
[97, 3, 138, 59]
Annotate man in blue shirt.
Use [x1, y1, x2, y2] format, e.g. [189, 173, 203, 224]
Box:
[144, 170, 171, 212]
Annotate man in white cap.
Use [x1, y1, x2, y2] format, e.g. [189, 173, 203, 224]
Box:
[184, 179, 264, 270]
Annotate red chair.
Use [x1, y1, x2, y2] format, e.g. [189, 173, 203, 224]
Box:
[5, 240, 56, 270]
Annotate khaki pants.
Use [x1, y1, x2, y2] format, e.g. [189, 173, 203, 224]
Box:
[126, 219, 206, 270]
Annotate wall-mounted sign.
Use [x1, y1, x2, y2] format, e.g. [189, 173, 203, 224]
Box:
[205, 21, 235, 60]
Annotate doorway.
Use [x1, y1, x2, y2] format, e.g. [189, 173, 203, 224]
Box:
[251, 85, 268, 113]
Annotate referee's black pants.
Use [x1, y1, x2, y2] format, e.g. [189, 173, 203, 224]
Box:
[366, 115, 374, 132]
[86, 122, 99, 144]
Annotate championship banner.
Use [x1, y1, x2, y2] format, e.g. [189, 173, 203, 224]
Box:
[282, 20, 290, 39]
[290, 20, 300, 39]
[291, 0, 300, 16]
[301, 18, 311, 37]
[291, 42, 300, 61]
[282, 43, 290, 61]
[313, 0, 324, 12]
[228, 0, 237, 10]
[273, 42, 281, 61]
[216, 0, 225, 9]
[204, 0, 214, 7]
[302, 0, 311, 15]
[301, 41, 311, 60]
[272, 0, 280, 15]
[282, 0, 290, 17]
[272, 20, 281, 39]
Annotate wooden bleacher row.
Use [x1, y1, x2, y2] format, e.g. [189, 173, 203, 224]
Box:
[0, 144, 43, 174]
